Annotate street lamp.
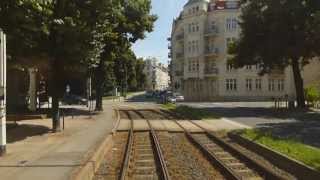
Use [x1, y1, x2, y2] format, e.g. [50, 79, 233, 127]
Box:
[0, 29, 7, 156]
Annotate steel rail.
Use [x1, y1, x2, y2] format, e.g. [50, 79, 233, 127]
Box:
[133, 109, 171, 180]
[145, 119, 171, 180]
[172, 119, 241, 180]
[119, 112, 134, 180]
[186, 119, 285, 180]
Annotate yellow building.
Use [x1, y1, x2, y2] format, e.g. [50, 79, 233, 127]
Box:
[169, 0, 297, 101]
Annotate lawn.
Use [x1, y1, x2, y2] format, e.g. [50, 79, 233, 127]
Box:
[241, 129, 320, 171]
[161, 103, 220, 120]
[103, 96, 119, 100]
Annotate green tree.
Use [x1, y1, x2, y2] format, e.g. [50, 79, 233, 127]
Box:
[136, 58, 146, 90]
[229, 0, 320, 108]
[94, 0, 156, 111]
[0, 0, 110, 131]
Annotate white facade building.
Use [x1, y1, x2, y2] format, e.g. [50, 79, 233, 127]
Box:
[144, 58, 170, 91]
[169, 0, 297, 101]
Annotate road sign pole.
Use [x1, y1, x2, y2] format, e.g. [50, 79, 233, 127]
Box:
[0, 30, 7, 156]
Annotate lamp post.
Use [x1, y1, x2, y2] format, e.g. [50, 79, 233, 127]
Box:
[0, 29, 7, 156]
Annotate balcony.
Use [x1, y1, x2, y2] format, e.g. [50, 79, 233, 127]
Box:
[176, 52, 184, 58]
[176, 33, 184, 41]
[204, 48, 219, 57]
[205, 68, 219, 75]
[175, 71, 183, 76]
[168, 44, 172, 49]
[204, 28, 219, 37]
[167, 37, 171, 41]
[168, 52, 172, 58]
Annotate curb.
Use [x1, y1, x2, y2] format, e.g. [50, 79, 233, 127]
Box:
[70, 109, 120, 180]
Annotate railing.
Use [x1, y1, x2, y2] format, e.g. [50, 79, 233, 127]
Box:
[205, 68, 219, 75]
[176, 52, 184, 58]
[204, 28, 219, 36]
[204, 48, 219, 56]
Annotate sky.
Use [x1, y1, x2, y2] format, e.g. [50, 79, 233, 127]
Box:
[132, 0, 188, 65]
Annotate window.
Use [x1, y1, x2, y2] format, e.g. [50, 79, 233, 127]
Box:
[278, 79, 284, 91]
[188, 42, 191, 52]
[195, 40, 199, 53]
[211, 21, 216, 30]
[196, 6, 199, 11]
[226, 18, 237, 31]
[246, 65, 252, 70]
[226, 18, 231, 31]
[226, 79, 237, 91]
[232, 18, 238, 30]
[196, 24, 199, 32]
[256, 64, 263, 70]
[192, 41, 195, 53]
[255, 79, 262, 90]
[196, 59, 199, 71]
[188, 24, 192, 33]
[188, 59, 192, 72]
[246, 79, 253, 91]
[268, 79, 275, 91]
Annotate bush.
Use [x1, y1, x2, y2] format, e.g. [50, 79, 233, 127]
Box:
[305, 86, 320, 105]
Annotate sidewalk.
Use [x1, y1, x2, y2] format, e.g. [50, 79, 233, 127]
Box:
[0, 101, 117, 180]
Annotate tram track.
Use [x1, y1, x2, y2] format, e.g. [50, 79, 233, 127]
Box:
[119, 110, 170, 180]
[116, 108, 294, 180]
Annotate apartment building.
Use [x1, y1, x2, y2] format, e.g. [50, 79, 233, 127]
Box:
[169, 0, 297, 101]
[144, 58, 170, 91]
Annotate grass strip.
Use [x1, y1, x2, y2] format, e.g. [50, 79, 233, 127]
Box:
[161, 103, 220, 120]
[241, 129, 320, 171]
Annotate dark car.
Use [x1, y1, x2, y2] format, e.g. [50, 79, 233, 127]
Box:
[62, 94, 87, 105]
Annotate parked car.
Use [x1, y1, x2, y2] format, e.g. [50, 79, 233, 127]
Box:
[166, 96, 177, 103]
[62, 94, 87, 105]
[145, 91, 153, 98]
[175, 94, 184, 102]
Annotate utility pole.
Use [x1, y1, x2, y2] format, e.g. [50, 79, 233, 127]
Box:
[0, 30, 7, 156]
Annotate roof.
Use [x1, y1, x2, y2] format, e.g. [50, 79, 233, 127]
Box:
[184, 0, 208, 7]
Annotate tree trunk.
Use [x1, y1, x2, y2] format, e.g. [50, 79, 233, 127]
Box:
[51, 60, 61, 132]
[292, 58, 306, 108]
[95, 62, 104, 111]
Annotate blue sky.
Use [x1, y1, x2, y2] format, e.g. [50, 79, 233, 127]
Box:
[132, 0, 188, 65]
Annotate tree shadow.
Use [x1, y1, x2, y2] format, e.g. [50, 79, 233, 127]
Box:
[6, 124, 51, 143]
[125, 94, 159, 103]
[7, 107, 98, 122]
[193, 106, 320, 121]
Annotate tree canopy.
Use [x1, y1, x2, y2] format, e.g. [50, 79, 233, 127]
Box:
[229, 0, 320, 107]
[0, 0, 156, 130]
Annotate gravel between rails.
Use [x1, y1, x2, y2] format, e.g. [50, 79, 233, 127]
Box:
[93, 132, 129, 180]
[157, 132, 226, 180]
[126, 132, 161, 179]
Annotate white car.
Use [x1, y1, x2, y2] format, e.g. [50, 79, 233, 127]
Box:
[167, 96, 177, 103]
[175, 94, 184, 102]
